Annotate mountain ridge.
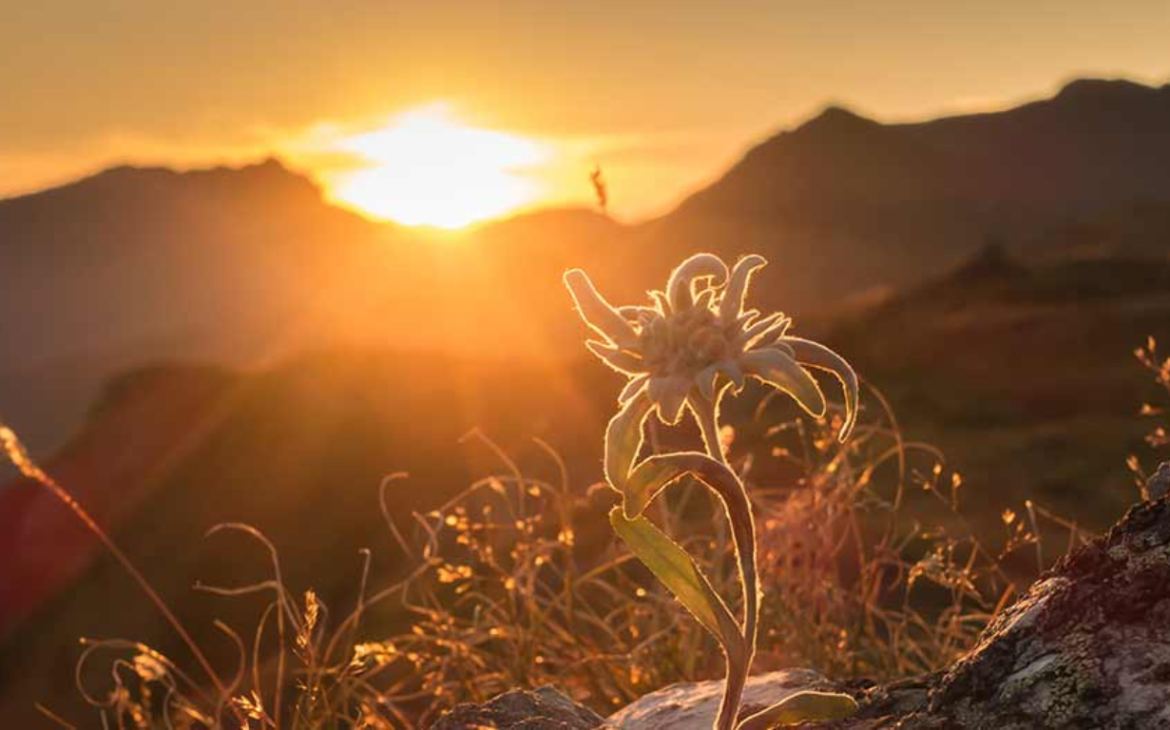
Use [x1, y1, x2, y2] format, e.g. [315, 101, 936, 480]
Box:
[3, 75, 1170, 457]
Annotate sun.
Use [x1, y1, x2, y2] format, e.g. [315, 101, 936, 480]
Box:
[326, 104, 550, 229]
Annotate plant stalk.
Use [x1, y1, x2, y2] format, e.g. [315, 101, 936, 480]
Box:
[694, 396, 759, 730]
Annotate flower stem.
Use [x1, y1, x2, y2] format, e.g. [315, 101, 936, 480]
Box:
[694, 396, 758, 730]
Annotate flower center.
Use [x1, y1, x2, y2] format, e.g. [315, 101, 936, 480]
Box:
[640, 306, 730, 377]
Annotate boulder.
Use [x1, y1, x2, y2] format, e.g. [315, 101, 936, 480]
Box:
[427, 686, 607, 729]
[607, 669, 831, 729]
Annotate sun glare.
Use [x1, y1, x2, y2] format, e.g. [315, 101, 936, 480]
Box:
[327, 105, 550, 229]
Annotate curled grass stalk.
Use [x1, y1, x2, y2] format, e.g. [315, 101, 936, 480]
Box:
[0, 419, 247, 728]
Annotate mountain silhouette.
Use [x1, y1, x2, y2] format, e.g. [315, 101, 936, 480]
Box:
[654, 77, 1170, 305]
[4, 78, 1170, 456]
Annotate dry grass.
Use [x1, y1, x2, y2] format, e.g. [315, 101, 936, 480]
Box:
[4, 378, 1097, 729]
[1128, 336, 1170, 496]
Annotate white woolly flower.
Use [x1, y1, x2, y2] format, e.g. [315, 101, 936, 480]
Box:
[564, 253, 858, 440]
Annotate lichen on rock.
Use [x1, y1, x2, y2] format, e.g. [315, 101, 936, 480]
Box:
[849, 496, 1170, 729]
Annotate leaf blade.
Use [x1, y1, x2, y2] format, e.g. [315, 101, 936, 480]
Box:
[736, 691, 858, 729]
[609, 508, 745, 664]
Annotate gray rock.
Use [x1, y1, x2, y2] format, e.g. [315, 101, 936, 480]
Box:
[606, 669, 831, 729]
[1147, 461, 1170, 500]
[427, 686, 607, 729]
[914, 496, 1170, 729]
[834, 496, 1170, 729]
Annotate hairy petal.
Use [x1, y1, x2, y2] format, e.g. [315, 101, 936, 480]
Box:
[617, 305, 659, 326]
[564, 269, 638, 348]
[753, 324, 797, 353]
[785, 337, 860, 441]
[734, 312, 789, 351]
[696, 364, 721, 401]
[666, 254, 728, 313]
[693, 287, 716, 311]
[736, 309, 761, 331]
[585, 341, 646, 375]
[717, 359, 746, 393]
[741, 347, 827, 418]
[604, 390, 654, 490]
[720, 255, 767, 323]
[618, 373, 651, 404]
[649, 290, 671, 316]
[649, 376, 690, 425]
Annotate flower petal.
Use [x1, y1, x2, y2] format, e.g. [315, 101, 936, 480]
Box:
[784, 337, 859, 441]
[696, 363, 721, 401]
[585, 340, 646, 375]
[648, 375, 690, 425]
[619, 373, 651, 404]
[649, 290, 671, 315]
[741, 348, 826, 418]
[618, 305, 660, 328]
[564, 269, 639, 348]
[717, 359, 746, 393]
[666, 254, 728, 313]
[753, 323, 797, 353]
[735, 312, 790, 351]
[736, 309, 761, 330]
[720, 255, 767, 323]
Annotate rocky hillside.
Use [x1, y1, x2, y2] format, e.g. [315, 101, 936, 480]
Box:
[427, 478, 1170, 729]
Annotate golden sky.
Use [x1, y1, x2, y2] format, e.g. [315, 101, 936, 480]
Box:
[2, 1, 1169, 226]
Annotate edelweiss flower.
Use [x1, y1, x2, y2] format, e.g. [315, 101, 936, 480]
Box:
[564, 253, 858, 440]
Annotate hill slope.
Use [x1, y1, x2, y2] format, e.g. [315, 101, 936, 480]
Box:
[652, 77, 1170, 307]
[4, 78, 1170, 456]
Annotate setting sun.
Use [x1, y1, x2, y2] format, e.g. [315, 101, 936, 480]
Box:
[326, 104, 550, 228]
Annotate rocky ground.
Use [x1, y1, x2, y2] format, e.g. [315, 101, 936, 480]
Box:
[430, 467, 1170, 729]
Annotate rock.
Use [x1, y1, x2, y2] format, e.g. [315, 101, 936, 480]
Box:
[427, 686, 607, 729]
[1148, 461, 1170, 500]
[835, 496, 1170, 729]
[607, 669, 832, 729]
[431, 497, 1170, 730]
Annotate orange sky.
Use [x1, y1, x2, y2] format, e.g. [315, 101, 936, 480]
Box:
[2, 1, 1169, 225]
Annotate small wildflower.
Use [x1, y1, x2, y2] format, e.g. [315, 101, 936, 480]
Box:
[438, 564, 473, 583]
[132, 652, 167, 682]
[564, 253, 857, 438]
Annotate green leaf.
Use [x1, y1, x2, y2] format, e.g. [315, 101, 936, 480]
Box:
[609, 507, 745, 665]
[623, 451, 738, 519]
[620, 450, 760, 656]
[736, 691, 858, 729]
[604, 391, 653, 491]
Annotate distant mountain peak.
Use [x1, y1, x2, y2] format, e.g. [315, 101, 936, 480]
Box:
[798, 105, 878, 135]
[1054, 77, 1157, 102]
[8, 156, 326, 213]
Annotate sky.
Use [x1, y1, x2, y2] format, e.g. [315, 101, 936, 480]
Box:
[3, 1, 1169, 226]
